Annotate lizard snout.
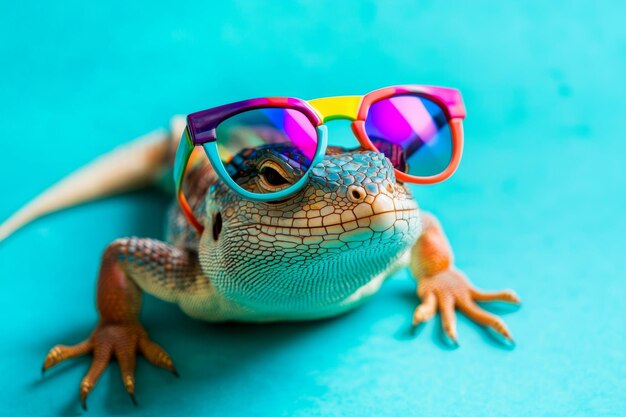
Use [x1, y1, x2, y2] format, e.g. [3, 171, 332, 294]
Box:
[301, 150, 417, 235]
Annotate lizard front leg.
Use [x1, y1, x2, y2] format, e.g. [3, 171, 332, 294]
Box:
[42, 238, 202, 409]
[410, 212, 520, 344]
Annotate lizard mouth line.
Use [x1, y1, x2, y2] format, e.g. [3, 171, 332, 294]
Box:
[228, 208, 419, 232]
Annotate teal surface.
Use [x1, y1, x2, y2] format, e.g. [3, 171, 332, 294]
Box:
[1, 1, 625, 416]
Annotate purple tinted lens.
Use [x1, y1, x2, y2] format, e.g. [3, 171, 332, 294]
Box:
[215, 107, 318, 185]
[364, 95, 452, 177]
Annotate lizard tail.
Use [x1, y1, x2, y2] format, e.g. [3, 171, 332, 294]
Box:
[0, 116, 187, 243]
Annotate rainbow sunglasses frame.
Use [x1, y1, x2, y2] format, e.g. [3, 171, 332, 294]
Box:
[174, 85, 466, 233]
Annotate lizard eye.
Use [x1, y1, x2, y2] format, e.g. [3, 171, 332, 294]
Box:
[257, 160, 292, 191]
[260, 166, 289, 186]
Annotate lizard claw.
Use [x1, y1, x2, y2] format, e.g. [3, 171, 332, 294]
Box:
[414, 268, 520, 345]
[43, 321, 177, 409]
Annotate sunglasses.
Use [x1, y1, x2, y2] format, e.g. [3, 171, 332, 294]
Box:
[175, 85, 466, 233]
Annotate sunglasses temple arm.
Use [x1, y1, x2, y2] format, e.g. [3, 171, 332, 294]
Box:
[174, 128, 205, 234]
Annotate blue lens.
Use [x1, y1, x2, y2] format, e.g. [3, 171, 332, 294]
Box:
[364, 95, 452, 177]
[215, 108, 318, 190]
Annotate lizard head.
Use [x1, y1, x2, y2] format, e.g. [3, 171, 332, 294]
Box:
[198, 146, 422, 317]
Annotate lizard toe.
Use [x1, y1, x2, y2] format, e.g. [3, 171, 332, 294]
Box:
[414, 269, 519, 345]
[43, 320, 176, 409]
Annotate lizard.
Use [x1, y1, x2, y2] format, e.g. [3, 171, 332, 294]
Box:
[0, 115, 520, 410]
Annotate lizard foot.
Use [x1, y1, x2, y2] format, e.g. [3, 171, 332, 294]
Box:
[412, 268, 520, 344]
[42, 321, 177, 410]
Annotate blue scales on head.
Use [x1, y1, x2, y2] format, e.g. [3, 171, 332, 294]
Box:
[309, 150, 398, 199]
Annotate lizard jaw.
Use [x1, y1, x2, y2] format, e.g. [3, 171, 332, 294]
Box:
[199, 202, 421, 313]
[222, 205, 419, 254]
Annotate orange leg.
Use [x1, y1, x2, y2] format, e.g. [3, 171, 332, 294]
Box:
[42, 238, 199, 409]
[410, 212, 520, 344]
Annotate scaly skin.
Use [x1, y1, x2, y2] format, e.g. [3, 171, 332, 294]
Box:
[41, 139, 520, 410]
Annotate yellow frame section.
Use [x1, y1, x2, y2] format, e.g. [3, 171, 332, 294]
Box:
[308, 95, 362, 122]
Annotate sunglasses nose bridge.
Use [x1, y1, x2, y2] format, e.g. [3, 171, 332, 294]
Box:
[308, 96, 362, 123]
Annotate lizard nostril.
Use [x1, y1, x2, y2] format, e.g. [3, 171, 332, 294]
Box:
[386, 183, 394, 194]
[348, 185, 367, 203]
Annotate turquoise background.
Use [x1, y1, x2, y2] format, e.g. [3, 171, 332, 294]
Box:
[1, 1, 625, 416]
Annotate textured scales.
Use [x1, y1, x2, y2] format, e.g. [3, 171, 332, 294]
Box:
[13, 118, 520, 409]
[191, 149, 421, 320]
